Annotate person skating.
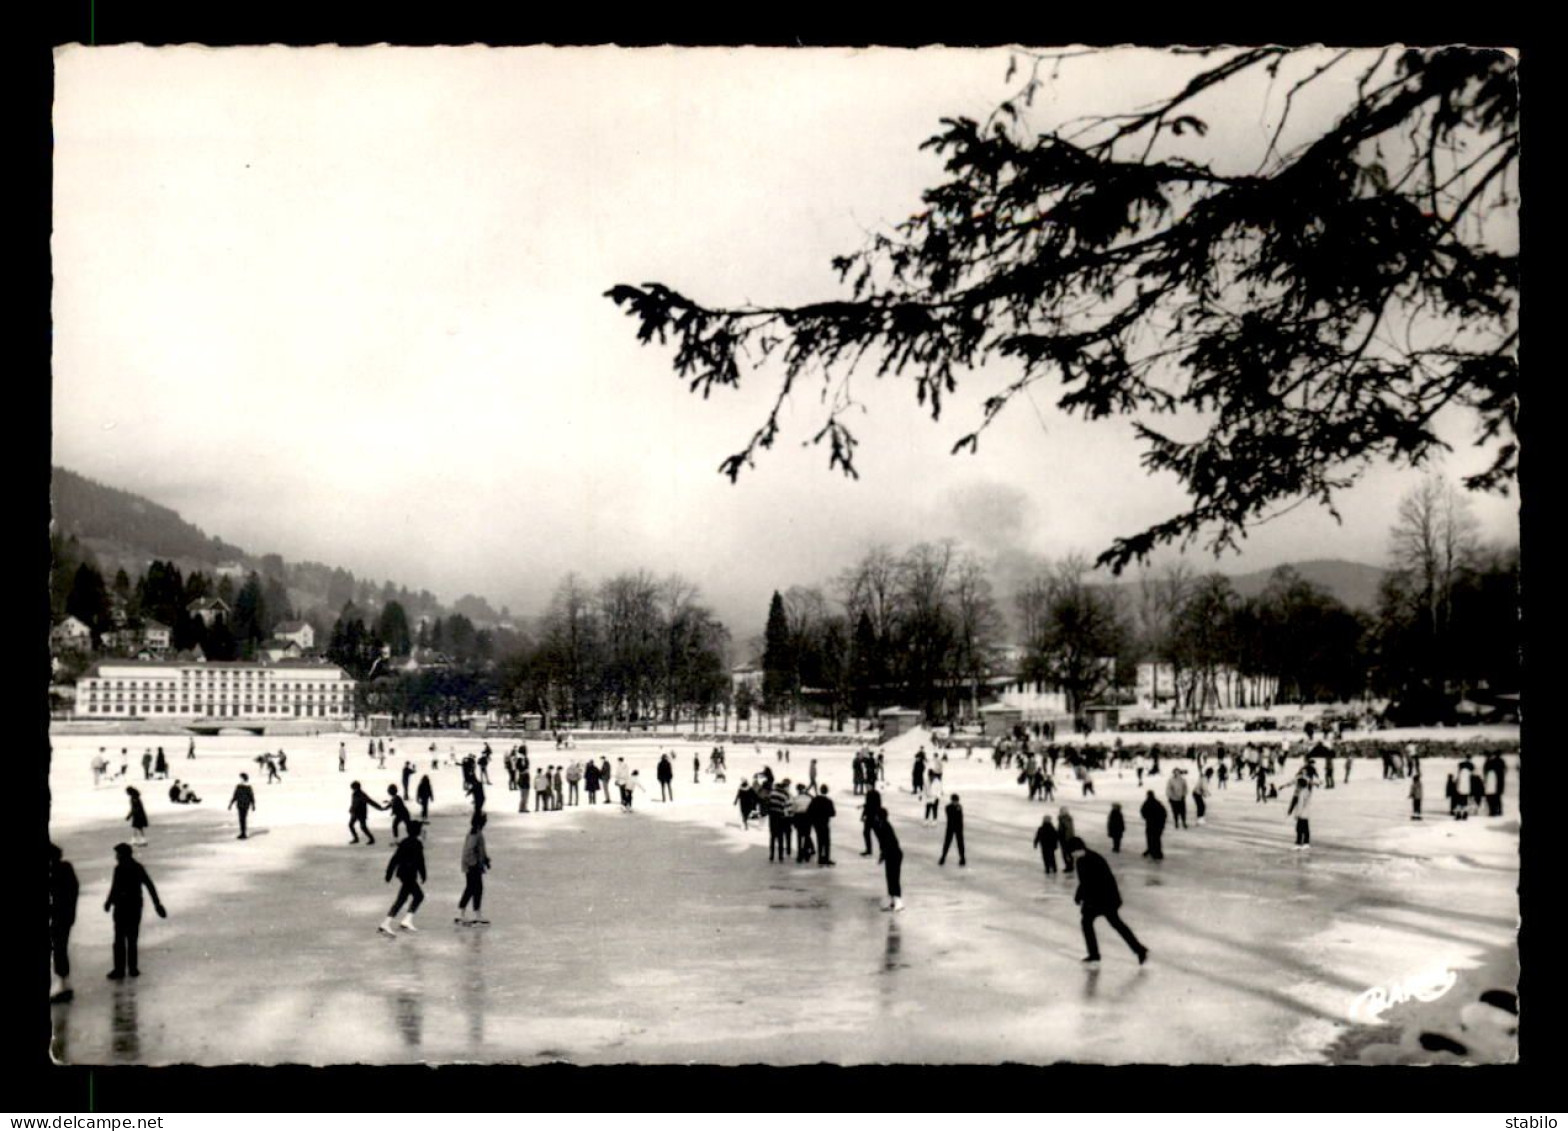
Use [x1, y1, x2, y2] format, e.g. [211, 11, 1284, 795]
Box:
[1107, 803, 1125, 853]
[415, 773, 434, 821]
[188, 737, 196, 761]
[1064, 838, 1148, 967]
[104, 843, 166, 978]
[567, 760, 582, 806]
[125, 787, 149, 847]
[939, 794, 966, 866]
[1166, 768, 1189, 829]
[871, 807, 905, 912]
[380, 821, 427, 935]
[469, 774, 487, 816]
[349, 781, 386, 844]
[402, 761, 416, 798]
[154, 747, 168, 780]
[735, 780, 759, 829]
[1484, 752, 1507, 817]
[141, 750, 153, 781]
[1034, 814, 1059, 874]
[657, 754, 675, 802]
[624, 770, 646, 811]
[923, 771, 943, 825]
[387, 785, 413, 840]
[552, 765, 565, 811]
[768, 779, 792, 861]
[809, 785, 837, 866]
[911, 752, 926, 798]
[228, 773, 257, 839]
[339, 743, 347, 772]
[809, 758, 818, 790]
[1058, 807, 1077, 873]
[694, 753, 702, 785]
[1139, 791, 1167, 860]
[599, 758, 613, 804]
[583, 759, 600, 806]
[456, 813, 492, 926]
[1409, 771, 1424, 820]
[792, 784, 816, 862]
[1192, 775, 1209, 826]
[1287, 774, 1314, 850]
[860, 781, 882, 857]
[613, 758, 630, 809]
[50, 843, 79, 1002]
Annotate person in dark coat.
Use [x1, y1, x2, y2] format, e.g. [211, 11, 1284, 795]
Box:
[228, 773, 257, 839]
[1033, 814, 1059, 873]
[809, 785, 837, 866]
[141, 750, 153, 780]
[1107, 803, 1126, 853]
[104, 843, 166, 978]
[1140, 791, 1167, 860]
[349, 781, 386, 844]
[1057, 808, 1077, 873]
[1484, 753, 1508, 817]
[387, 785, 413, 839]
[50, 843, 79, 1002]
[735, 781, 758, 829]
[125, 787, 149, 847]
[416, 774, 435, 821]
[939, 794, 966, 866]
[599, 758, 613, 804]
[379, 821, 427, 934]
[402, 761, 416, 798]
[872, 807, 905, 912]
[154, 747, 168, 779]
[860, 782, 883, 856]
[584, 759, 601, 805]
[468, 775, 487, 815]
[657, 754, 675, 802]
[1064, 838, 1148, 966]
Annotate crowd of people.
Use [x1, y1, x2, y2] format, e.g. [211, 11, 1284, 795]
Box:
[50, 725, 1519, 1005]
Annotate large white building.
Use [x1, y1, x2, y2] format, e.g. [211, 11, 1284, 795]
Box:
[74, 658, 357, 721]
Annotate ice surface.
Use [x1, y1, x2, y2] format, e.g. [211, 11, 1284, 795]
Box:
[46, 726, 1519, 1064]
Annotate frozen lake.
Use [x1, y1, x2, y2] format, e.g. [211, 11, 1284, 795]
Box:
[46, 727, 1520, 1064]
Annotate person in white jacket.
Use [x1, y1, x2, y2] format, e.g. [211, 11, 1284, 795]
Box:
[1287, 775, 1314, 850]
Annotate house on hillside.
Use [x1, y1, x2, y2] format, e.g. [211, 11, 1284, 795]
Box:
[731, 662, 763, 698]
[259, 638, 304, 663]
[214, 561, 247, 580]
[272, 619, 315, 650]
[52, 616, 93, 650]
[188, 596, 232, 626]
[142, 619, 172, 651]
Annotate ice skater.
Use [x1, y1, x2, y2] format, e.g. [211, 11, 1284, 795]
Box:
[657, 754, 674, 802]
[1192, 775, 1209, 826]
[735, 780, 759, 829]
[1034, 814, 1059, 874]
[104, 843, 166, 978]
[50, 843, 79, 1003]
[124, 787, 149, 847]
[768, 779, 792, 861]
[339, 742, 347, 772]
[871, 806, 905, 912]
[1064, 837, 1148, 968]
[1058, 807, 1076, 872]
[380, 821, 427, 935]
[923, 771, 943, 824]
[583, 760, 600, 806]
[1287, 774, 1313, 850]
[402, 761, 415, 798]
[456, 813, 491, 926]
[1166, 769, 1189, 829]
[792, 784, 815, 862]
[694, 753, 702, 785]
[349, 781, 386, 845]
[809, 785, 836, 866]
[417, 773, 434, 821]
[1409, 770, 1423, 820]
[228, 773, 257, 839]
[939, 793, 966, 866]
[387, 784, 413, 840]
[1107, 803, 1125, 853]
[859, 780, 882, 857]
[1140, 791, 1167, 860]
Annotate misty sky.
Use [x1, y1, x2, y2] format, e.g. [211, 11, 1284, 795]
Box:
[52, 46, 1520, 636]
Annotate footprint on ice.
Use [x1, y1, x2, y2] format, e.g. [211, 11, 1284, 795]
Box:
[1417, 1032, 1468, 1055]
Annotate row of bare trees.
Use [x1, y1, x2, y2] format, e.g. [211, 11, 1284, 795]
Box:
[497, 571, 731, 728]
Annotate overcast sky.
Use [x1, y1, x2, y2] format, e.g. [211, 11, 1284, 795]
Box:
[52, 45, 1520, 635]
